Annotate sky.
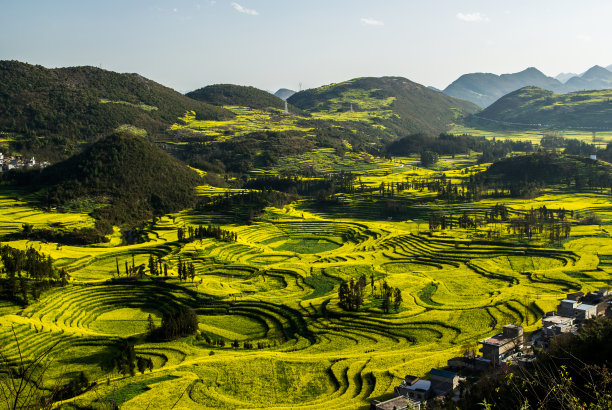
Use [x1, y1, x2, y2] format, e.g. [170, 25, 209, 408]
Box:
[1, 0, 612, 93]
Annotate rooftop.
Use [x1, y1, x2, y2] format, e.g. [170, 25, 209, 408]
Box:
[542, 315, 573, 325]
[408, 379, 431, 392]
[576, 304, 596, 311]
[479, 333, 518, 347]
[430, 368, 456, 379]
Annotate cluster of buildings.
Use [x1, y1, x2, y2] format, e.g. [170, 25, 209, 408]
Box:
[535, 288, 611, 348]
[371, 288, 612, 409]
[0, 153, 49, 172]
[371, 369, 462, 410]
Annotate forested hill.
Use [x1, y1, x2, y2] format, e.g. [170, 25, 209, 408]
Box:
[478, 152, 612, 187]
[472, 87, 612, 129]
[287, 76, 480, 136]
[0, 60, 233, 159]
[186, 84, 300, 112]
[34, 130, 202, 225]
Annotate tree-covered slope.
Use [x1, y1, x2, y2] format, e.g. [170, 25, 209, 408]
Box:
[0, 60, 232, 159]
[478, 152, 612, 187]
[187, 84, 291, 111]
[473, 86, 612, 129]
[288, 76, 480, 136]
[37, 130, 202, 224]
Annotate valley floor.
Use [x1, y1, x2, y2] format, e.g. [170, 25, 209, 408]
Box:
[1, 156, 611, 409]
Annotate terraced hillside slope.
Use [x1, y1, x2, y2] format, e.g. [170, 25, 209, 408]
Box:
[472, 87, 612, 130]
[1, 151, 611, 409]
[288, 76, 480, 136]
[0, 60, 232, 159]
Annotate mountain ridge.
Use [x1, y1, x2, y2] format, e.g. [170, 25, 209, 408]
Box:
[444, 64, 612, 108]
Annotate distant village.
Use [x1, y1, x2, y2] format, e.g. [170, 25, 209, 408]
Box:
[0, 152, 50, 172]
[371, 288, 612, 410]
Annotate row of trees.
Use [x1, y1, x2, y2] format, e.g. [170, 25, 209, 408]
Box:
[177, 225, 237, 243]
[101, 340, 153, 377]
[149, 306, 199, 341]
[337, 275, 402, 313]
[427, 205, 573, 242]
[242, 172, 357, 198]
[176, 257, 196, 282]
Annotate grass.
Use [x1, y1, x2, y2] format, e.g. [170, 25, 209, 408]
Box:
[1, 153, 612, 409]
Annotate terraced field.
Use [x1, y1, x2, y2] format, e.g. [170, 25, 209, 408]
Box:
[1, 160, 611, 409]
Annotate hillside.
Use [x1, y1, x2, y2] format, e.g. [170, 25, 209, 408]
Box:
[36, 130, 202, 224]
[0, 60, 232, 159]
[288, 76, 480, 136]
[186, 84, 294, 111]
[472, 86, 612, 129]
[478, 152, 612, 188]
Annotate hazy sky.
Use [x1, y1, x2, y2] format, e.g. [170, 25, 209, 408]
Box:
[1, 0, 611, 93]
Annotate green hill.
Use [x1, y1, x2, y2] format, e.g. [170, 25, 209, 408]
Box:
[472, 87, 612, 130]
[186, 84, 295, 111]
[478, 152, 612, 188]
[288, 76, 480, 136]
[37, 130, 202, 225]
[0, 60, 233, 159]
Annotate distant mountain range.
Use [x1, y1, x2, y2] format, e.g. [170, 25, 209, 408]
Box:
[443, 65, 612, 108]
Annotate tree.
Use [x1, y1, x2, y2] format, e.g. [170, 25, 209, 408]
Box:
[382, 294, 391, 314]
[393, 288, 402, 312]
[146, 314, 156, 333]
[137, 357, 147, 375]
[420, 150, 439, 167]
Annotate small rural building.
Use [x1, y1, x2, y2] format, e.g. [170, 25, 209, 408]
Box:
[557, 299, 579, 317]
[566, 292, 585, 301]
[429, 368, 460, 396]
[405, 379, 431, 403]
[541, 315, 574, 337]
[575, 304, 597, 322]
[479, 325, 524, 366]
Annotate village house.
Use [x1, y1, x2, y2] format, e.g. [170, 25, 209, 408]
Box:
[541, 315, 574, 338]
[478, 324, 524, 366]
[429, 368, 461, 397]
[0, 154, 49, 172]
[556, 289, 611, 322]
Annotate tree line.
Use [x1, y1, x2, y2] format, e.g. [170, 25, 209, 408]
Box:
[0, 243, 69, 304]
[338, 274, 402, 314]
[178, 225, 237, 243]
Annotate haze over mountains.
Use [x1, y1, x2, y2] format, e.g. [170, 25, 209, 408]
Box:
[443, 65, 612, 108]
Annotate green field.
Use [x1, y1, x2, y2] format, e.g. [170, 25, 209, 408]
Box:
[1, 151, 611, 409]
